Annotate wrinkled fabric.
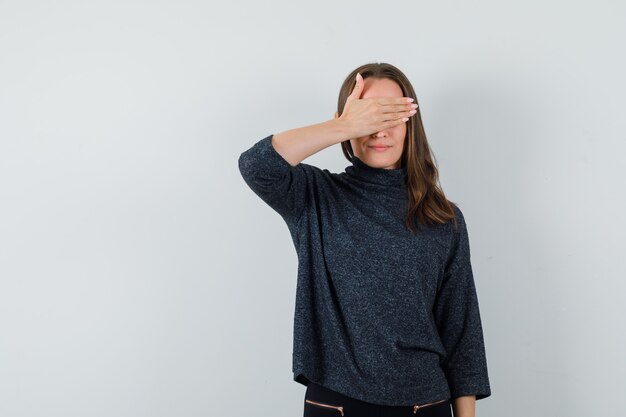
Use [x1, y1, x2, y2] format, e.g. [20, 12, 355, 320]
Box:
[238, 134, 491, 406]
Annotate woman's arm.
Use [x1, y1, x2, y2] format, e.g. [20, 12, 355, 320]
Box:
[238, 73, 415, 224]
[271, 119, 351, 166]
[237, 118, 352, 225]
[452, 395, 476, 417]
[432, 206, 491, 404]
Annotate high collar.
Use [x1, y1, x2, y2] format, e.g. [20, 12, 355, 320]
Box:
[345, 155, 407, 187]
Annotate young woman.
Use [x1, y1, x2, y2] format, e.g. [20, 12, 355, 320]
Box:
[238, 62, 491, 417]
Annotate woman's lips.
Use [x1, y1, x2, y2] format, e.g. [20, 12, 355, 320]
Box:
[369, 145, 390, 152]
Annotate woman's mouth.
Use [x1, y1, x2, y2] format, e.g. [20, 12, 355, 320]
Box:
[368, 145, 390, 152]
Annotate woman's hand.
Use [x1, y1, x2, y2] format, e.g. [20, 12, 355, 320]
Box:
[338, 72, 417, 139]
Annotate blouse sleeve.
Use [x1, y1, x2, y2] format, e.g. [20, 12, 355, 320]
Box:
[432, 206, 492, 400]
[237, 134, 310, 226]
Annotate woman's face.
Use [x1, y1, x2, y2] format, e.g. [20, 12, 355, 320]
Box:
[336, 77, 407, 170]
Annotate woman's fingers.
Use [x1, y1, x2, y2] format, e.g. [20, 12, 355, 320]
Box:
[378, 107, 417, 122]
[383, 117, 410, 129]
[345, 72, 365, 104]
[377, 97, 415, 105]
[339, 75, 418, 137]
[374, 98, 417, 127]
[380, 103, 419, 114]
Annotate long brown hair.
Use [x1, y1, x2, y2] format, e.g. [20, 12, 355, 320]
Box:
[337, 62, 459, 234]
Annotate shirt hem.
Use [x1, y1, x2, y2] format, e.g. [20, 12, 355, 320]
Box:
[294, 369, 452, 407]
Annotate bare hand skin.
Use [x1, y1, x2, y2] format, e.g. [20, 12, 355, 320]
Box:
[335, 72, 417, 138]
[271, 72, 416, 166]
[452, 395, 476, 417]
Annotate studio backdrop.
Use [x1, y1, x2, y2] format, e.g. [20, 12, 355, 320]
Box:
[0, 1, 624, 417]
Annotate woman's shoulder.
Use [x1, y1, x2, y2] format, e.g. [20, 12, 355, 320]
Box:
[448, 202, 467, 222]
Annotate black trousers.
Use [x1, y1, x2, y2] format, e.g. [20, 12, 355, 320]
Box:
[303, 382, 452, 417]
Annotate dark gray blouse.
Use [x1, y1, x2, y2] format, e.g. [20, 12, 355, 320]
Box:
[238, 134, 491, 406]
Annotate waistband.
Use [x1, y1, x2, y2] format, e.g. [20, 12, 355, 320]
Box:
[305, 381, 451, 416]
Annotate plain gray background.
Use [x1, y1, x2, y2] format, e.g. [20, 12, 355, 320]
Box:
[1, 1, 625, 416]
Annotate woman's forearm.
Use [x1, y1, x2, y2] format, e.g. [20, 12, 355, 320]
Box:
[451, 395, 476, 417]
[271, 119, 352, 166]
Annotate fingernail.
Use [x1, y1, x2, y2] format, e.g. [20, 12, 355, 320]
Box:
[407, 98, 414, 102]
